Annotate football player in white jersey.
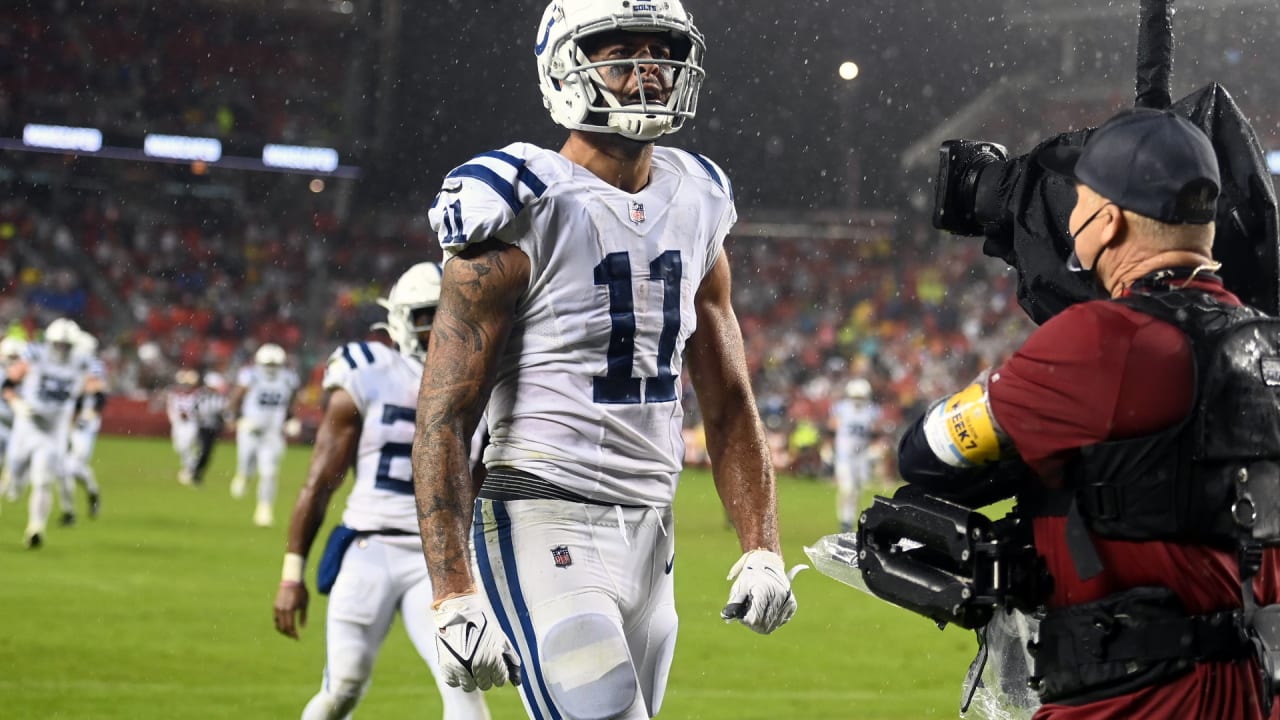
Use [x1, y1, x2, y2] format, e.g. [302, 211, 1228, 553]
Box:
[229, 342, 299, 527]
[3, 318, 91, 547]
[830, 378, 882, 533]
[167, 369, 202, 485]
[0, 335, 29, 502]
[273, 262, 490, 720]
[413, 2, 799, 717]
[60, 327, 105, 519]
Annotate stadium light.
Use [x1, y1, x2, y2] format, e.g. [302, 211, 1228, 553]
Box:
[1268, 150, 1280, 175]
[144, 134, 223, 162]
[262, 144, 340, 173]
[3, 127, 360, 178]
[23, 124, 103, 152]
[838, 61, 860, 81]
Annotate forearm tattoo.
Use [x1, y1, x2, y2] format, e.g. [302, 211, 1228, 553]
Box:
[413, 242, 520, 586]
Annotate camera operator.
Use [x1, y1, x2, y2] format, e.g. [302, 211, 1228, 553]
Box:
[898, 108, 1280, 719]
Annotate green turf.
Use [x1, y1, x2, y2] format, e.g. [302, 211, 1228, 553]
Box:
[0, 436, 980, 719]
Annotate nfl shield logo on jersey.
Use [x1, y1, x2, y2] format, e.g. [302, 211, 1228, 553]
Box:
[551, 545, 573, 569]
[628, 200, 646, 224]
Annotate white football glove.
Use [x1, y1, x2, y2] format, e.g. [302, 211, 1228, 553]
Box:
[721, 550, 804, 635]
[433, 594, 523, 692]
[8, 396, 32, 419]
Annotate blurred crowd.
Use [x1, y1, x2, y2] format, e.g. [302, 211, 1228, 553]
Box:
[0, 1, 353, 148]
[2, 148, 1034, 479]
[3, 0, 1276, 481]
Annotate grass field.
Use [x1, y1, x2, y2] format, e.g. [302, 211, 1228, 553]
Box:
[0, 435, 981, 719]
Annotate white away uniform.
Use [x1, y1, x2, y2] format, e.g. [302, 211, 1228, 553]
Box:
[6, 343, 89, 535]
[234, 364, 298, 504]
[0, 382, 14, 488]
[831, 398, 880, 530]
[307, 340, 487, 720]
[61, 353, 106, 510]
[167, 387, 200, 477]
[429, 143, 734, 719]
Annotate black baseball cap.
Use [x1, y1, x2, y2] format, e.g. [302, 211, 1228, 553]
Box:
[1038, 108, 1220, 224]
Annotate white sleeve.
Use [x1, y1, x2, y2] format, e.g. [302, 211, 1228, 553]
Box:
[428, 147, 548, 255]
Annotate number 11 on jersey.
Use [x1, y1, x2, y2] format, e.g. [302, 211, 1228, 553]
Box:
[593, 250, 683, 405]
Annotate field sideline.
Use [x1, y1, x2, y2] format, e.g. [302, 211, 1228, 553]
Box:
[0, 435, 979, 719]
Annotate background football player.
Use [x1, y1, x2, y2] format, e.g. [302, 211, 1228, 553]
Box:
[0, 335, 29, 503]
[829, 378, 882, 533]
[60, 327, 106, 520]
[273, 262, 490, 720]
[167, 368, 202, 486]
[228, 342, 299, 527]
[2, 318, 92, 548]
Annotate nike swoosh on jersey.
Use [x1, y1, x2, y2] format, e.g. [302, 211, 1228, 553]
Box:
[665, 555, 675, 574]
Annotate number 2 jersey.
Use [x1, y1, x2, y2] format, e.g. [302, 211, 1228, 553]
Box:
[323, 341, 485, 534]
[427, 142, 737, 507]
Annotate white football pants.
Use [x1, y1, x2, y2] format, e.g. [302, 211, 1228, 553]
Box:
[6, 416, 67, 534]
[172, 420, 199, 474]
[835, 452, 873, 529]
[302, 535, 489, 720]
[235, 424, 285, 504]
[473, 499, 678, 720]
[67, 417, 101, 491]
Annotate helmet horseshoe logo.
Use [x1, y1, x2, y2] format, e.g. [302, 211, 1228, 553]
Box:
[535, 14, 557, 56]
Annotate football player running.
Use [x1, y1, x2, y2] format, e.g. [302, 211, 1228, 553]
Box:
[60, 327, 106, 519]
[3, 318, 92, 547]
[413, 2, 799, 718]
[167, 369, 202, 485]
[0, 335, 29, 503]
[228, 342, 299, 527]
[273, 262, 490, 720]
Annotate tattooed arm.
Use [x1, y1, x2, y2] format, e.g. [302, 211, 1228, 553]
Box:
[412, 239, 530, 602]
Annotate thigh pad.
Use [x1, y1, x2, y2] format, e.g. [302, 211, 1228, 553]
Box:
[542, 611, 638, 720]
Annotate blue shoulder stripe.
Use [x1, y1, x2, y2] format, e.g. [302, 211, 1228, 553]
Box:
[479, 151, 548, 198]
[690, 152, 734, 201]
[357, 341, 375, 363]
[447, 165, 521, 215]
[339, 345, 358, 369]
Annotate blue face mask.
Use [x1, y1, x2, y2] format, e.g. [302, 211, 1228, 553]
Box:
[1065, 203, 1112, 273]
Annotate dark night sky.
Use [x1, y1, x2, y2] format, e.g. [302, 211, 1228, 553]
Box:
[386, 0, 1019, 211]
[377, 0, 1276, 213]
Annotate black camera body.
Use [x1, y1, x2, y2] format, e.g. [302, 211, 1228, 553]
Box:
[856, 489, 1051, 630]
[931, 83, 1280, 322]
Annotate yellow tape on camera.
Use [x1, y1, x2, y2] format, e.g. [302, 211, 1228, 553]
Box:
[936, 383, 1002, 466]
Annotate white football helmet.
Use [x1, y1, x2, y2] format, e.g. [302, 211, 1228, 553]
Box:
[45, 318, 81, 362]
[254, 343, 287, 367]
[374, 262, 443, 360]
[73, 328, 99, 358]
[535, 0, 707, 142]
[0, 336, 27, 362]
[845, 378, 872, 400]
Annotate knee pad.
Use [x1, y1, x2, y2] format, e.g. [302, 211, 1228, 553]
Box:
[542, 612, 638, 720]
[301, 684, 362, 720]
